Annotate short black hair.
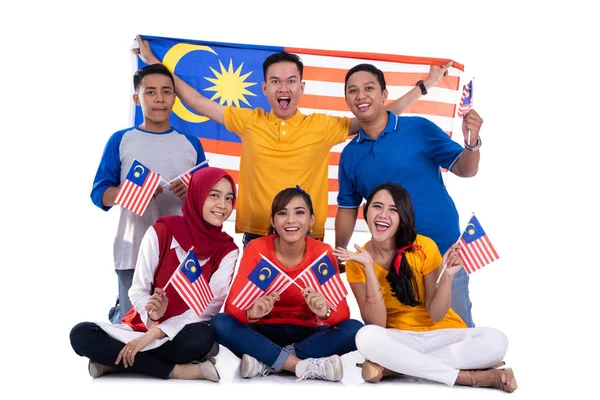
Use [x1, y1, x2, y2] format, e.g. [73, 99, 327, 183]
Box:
[344, 63, 386, 93]
[133, 64, 175, 92]
[262, 52, 304, 81]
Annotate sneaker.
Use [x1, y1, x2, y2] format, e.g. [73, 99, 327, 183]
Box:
[295, 355, 343, 382]
[240, 354, 272, 378]
[88, 361, 118, 378]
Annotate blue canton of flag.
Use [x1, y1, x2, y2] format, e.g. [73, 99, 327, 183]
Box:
[296, 251, 348, 311]
[231, 256, 294, 310]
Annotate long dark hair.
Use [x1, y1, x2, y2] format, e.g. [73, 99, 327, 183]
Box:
[268, 186, 314, 235]
[364, 183, 421, 306]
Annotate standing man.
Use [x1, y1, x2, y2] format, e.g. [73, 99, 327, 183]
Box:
[133, 35, 450, 248]
[335, 64, 483, 327]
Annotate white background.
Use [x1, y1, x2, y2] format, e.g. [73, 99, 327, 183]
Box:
[1, 0, 598, 398]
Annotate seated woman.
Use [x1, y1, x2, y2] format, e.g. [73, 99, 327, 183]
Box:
[70, 167, 239, 382]
[211, 186, 363, 382]
[333, 182, 517, 393]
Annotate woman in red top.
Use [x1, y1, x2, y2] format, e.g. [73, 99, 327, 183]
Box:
[212, 186, 363, 382]
[70, 167, 239, 382]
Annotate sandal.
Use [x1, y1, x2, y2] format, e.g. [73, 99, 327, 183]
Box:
[470, 367, 518, 393]
[356, 360, 404, 383]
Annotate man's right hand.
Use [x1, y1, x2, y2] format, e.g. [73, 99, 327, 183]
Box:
[132, 34, 160, 65]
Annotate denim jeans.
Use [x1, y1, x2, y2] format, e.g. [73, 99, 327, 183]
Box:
[70, 321, 215, 379]
[108, 269, 135, 324]
[242, 233, 263, 250]
[451, 268, 474, 327]
[211, 312, 363, 371]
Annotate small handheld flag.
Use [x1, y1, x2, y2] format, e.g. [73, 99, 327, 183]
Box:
[296, 251, 348, 311]
[167, 249, 214, 316]
[161, 160, 209, 189]
[231, 255, 296, 310]
[115, 159, 161, 216]
[458, 214, 500, 274]
[457, 80, 473, 117]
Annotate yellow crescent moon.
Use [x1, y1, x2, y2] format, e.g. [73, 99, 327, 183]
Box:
[162, 43, 218, 123]
[260, 267, 272, 279]
[466, 223, 476, 235]
[185, 259, 197, 273]
[133, 164, 145, 178]
[317, 262, 328, 276]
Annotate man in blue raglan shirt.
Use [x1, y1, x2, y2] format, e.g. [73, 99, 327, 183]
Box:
[91, 64, 207, 324]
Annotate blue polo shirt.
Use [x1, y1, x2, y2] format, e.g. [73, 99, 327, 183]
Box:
[337, 111, 463, 254]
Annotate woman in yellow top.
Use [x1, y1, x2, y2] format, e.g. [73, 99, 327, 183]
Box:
[333, 183, 517, 393]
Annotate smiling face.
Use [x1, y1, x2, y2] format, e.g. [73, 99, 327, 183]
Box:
[133, 73, 176, 131]
[366, 189, 400, 244]
[271, 195, 315, 244]
[345, 70, 388, 123]
[262, 61, 305, 120]
[202, 177, 235, 227]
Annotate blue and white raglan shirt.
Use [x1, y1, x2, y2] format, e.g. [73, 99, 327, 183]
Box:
[91, 126, 206, 271]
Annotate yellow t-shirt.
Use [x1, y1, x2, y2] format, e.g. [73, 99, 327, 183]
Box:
[223, 106, 350, 239]
[346, 234, 467, 331]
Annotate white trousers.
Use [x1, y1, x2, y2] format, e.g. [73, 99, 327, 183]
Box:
[355, 325, 508, 386]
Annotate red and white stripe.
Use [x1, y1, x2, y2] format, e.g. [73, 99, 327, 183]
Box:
[458, 236, 500, 274]
[231, 273, 292, 311]
[181, 172, 192, 187]
[297, 268, 347, 311]
[171, 269, 213, 316]
[115, 170, 160, 216]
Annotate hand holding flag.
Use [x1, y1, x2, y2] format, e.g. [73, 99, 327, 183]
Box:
[115, 159, 162, 216]
[161, 160, 209, 189]
[296, 251, 348, 311]
[166, 248, 214, 316]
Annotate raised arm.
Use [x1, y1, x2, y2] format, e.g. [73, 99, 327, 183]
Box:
[423, 245, 463, 322]
[451, 109, 483, 177]
[348, 62, 452, 135]
[133, 35, 225, 125]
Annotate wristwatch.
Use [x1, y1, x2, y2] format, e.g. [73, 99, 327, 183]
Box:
[464, 136, 482, 152]
[416, 80, 427, 95]
[320, 306, 332, 320]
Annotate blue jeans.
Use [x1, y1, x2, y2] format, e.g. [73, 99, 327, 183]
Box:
[451, 268, 474, 327]
[70, 321, 215, 379]
[212, 312, 363, 371]
[108, 269, 135, 324]
[242, 233, 263, 250]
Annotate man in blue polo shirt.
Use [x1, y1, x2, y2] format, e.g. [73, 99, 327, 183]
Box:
[335, 64, 483, 327]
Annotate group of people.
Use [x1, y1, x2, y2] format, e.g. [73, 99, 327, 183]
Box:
[69, 35, 517, 393]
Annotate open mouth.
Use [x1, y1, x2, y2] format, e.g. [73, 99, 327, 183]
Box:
[374, 221, 390, 232]
[357, 103, 370, 112]
[284, 227, 300, 232]
[212, 211, 225, 218]
[277, 96, 291, 108]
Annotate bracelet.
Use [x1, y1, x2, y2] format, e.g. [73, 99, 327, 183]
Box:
[319, 306, 332, 320]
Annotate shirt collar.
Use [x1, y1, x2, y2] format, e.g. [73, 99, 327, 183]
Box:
[267, 109, 305, 127]
[356, 111, 399, 143]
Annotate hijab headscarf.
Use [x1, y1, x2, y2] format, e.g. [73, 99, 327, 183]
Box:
[156, 167, 237, 275]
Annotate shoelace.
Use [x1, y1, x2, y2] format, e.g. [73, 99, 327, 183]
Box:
[296, 358, 327, 381]
[250, 360, 272, 377]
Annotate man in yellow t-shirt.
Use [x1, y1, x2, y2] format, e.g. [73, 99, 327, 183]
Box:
[134, 35, 450, 247]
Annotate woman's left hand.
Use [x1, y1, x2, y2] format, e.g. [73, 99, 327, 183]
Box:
[333, 244, 374, 267]
[302, 287, 328, 318]
[442, 245, 463, 278]
[115, 331, 157, 368]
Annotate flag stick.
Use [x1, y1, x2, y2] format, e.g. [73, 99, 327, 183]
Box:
[467, 77, 474, 146]
[436, 213, 474, 284]
[161, 160, 209, 189]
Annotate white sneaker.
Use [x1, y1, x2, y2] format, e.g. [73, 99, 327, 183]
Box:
[240, 354, 273, 378]
[295, 355, 343, 382]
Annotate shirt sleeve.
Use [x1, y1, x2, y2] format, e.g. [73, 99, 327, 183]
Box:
[336, 149, 363, 208]
[90, 131, 125, 211]
[321, 114, 352, 146]
[420, 118, 464, 170]
[223, 106, 255, 139]
[128, 226, 159, 329]
[420, 236, 444, 276]
[345, 260, 366, 284]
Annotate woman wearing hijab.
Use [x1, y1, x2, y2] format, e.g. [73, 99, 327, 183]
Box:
[70, 167, 239, 382]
